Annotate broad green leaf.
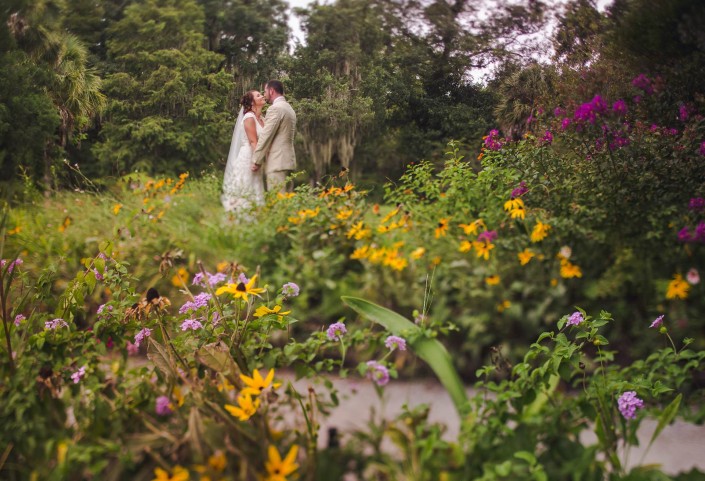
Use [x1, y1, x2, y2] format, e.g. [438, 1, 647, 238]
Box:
[147, 338, 177, 381]
[195, 341, 242, 385]
[342, 296, 468, 413]
[648, 393, 681, 449]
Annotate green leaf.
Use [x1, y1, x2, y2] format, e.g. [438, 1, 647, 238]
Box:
[514, 451, 537, 466]
[648, 393, 681, 449]
[147, 338, 177, 381]
[195, 341, 242, 384]
[342, 296, 468, 413]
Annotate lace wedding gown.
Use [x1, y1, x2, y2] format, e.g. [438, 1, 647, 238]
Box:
[221, 111, 265, 213]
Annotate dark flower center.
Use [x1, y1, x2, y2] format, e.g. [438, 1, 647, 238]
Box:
[236, 282, 247, 292]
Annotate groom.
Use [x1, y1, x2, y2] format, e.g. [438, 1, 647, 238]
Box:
[251, 79, 297, 192]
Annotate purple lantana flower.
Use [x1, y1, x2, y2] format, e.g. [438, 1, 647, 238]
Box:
[155, 396, 173, 416]
[327, 322, 347, 341]
[484, 129, 503, 151]
[45, 318, 69, 330]
[679, 104, 688, 122]
[385, 335, 407, 351]
[678, 227, 691, 242]
[366, 361, 390, 386]
[71, 366, 87, 384]
[134, 328, 152, 348]
[689, 198, 705, 212]
[180, 319, 203, 331]
[282, 282, 300, 298]
[14, 314, 25, 326]
[618, 391, 644, 419]
[649, 315, 664, 329]
[566, 311, 584, 326]
[178, 292, 212, 314]
[699, 141, 705, 157]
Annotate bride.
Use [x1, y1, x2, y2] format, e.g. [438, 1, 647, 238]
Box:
[221, 90, 266, 213]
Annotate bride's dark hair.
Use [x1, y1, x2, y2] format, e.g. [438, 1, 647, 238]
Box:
[240, 90, 256, 113]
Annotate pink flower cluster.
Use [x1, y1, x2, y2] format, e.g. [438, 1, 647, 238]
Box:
[484, 129, 503, 151]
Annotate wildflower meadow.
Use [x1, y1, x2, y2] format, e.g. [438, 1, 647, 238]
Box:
[2, 70, 705, 480]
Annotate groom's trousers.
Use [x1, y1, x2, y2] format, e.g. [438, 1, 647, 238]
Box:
[266, 170, 292, 193]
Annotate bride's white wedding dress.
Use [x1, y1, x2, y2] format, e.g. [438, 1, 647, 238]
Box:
[221, 110, 265, 213]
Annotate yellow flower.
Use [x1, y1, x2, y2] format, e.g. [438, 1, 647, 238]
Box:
[497, 300, 511, 313]
[381, 207, 400, 224]
[264, 445, 299, 481]
[530, 221, 551, 242]
[288, 216, 302, 225]
[666, 274, 690, 299]
[153, 466, 189, 481]
[58, 216, 71, 233]
[518, 249, 535, 265]
[346, 221, 371, 240]
[503, 198, 524, 212]
[208, 451, 226, 472]
[171, 267, 189, 287]
[410, 247, 426, 260]
[351, 245, 370, 259]
[7, 226, 21, 235]
[435, 218, 450, 238]
[473, 241, 495, 260]
[215, 274, 265, 301]
[459, 240, 472, 253]
[432, 256, 442, 265]
[560, 259, 583, 279]
[254, 305, 291, 321]
[57, 441, 68, 464]
[224, 394, 260, 421]
[459, 219, 485, 235]
[240, 368, 281, 397]
[113, 204, 123, 215]
[485, 275, 500, 286]
[216, 261, 229, 272]
[217, 377, 235, 392]
[336, 208, 353, 220]
[172, 386, 185, 407]
[550, 278, 558, 287]
[277, 192, 295, 200]
[509, 207, 525, 220]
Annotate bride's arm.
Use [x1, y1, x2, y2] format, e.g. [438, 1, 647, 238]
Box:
[244, 117, 258, 150]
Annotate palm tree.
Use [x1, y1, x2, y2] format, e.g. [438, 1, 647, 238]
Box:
[7, 1, 106, 189]
[494, 64, 556, 140]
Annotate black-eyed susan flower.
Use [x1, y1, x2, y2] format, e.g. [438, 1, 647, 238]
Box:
[113, 204, 123, 215]
[473, 241, 495, 260]
[240, 368, 281, 397]
[485, 275, 500, 285]
[254, 305, 291, 321]
[215, 274, 265, 301]
[152, 466, 189, 481]
[346, 221, 371, 240]
[351, 245, 370, 260]
[666, 274, 689, 299]
[264, 445, 299, 481]
[435, 218, 450, 238]
[530, 220, 551, 242]
[224, 394, 260, 421]
[459, 219, 485, 235]
[410, 247, 426, 259]
[497, 300, 511, 312]
[518, 248, 535, 265]
[459, 240, 472, 253]
[560, 259, 583, 278]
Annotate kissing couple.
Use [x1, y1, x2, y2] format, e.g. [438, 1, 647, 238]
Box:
[221, 79, 297, 214]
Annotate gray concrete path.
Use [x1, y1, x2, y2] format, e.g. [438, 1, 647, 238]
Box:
[284, 373, 705, 476]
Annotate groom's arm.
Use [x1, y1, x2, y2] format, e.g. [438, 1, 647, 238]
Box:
[252, 106, 283, 166]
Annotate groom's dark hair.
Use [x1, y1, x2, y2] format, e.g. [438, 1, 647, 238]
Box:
[266, 80, 284, 95]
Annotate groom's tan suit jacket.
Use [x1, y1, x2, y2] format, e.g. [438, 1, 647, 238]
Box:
[252, 97, 297, 174]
